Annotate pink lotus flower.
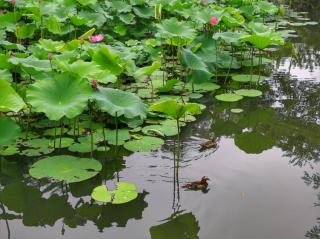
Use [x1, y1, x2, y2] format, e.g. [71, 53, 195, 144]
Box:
[11, 0, 16, 5]
[88, 34, 104, 43]
[91, 79, 98, 90]
[209, 16, 219, 26]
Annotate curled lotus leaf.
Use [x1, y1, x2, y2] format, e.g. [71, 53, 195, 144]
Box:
[0, 80, 26, 113]
[93, 87, 147, 121]
[0, 117, 21, 147]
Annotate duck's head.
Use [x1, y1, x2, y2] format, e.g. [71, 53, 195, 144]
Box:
[201, 176, 210, 183]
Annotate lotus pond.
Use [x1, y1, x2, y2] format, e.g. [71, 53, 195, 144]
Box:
[0, 0, 319, 238]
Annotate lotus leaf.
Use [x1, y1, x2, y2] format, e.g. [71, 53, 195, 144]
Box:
[215, 93, 243, 102]
[0, 80, 26, 112]
[232, 74, 266, 83]
[103, 128, 131, 145]
[0, 117, 21, 147]
[93, 45, 123, 75]
[149, 100, 201, 120]
[29, 155, 102, 183]
[235, 89, 263, 97]
[93, 87, 147, 120]
[91, 182, 138, 204]
[27, 73, 91, 121]
[124, 136, 164, 152]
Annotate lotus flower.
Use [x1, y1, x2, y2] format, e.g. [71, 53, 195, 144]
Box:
[209, 16, 219, 26]
[11, 0, 16, 5]
[88, 34, 104, 43]
[91, 79, 98, 90]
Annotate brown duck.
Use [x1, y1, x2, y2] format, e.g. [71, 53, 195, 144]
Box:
[182, 176, 210, 191]
[200, 137, 218, 151]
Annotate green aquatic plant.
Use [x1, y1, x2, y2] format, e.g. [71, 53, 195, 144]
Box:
[0, 79, 26, 113]
[29, 155, 102, 183]
[26, 72, 91, 121]
[91, 182, 138, 204]
[0, 117, 21, 147]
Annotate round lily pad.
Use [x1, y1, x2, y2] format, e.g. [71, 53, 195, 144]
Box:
[232, 75, 266, 83]
[215, 93, 243, 102]
[91, 182, 138, 204]
[0, 146, 18, 156]
[231, 108, 244, 114]
[29, 155, 102, 183]
[142, 125, 178, 137]
[235, 89, 263, 97]
[69, 143, 97, 153]
[49, 138, 74, 148]
[124, 136, 164, 152]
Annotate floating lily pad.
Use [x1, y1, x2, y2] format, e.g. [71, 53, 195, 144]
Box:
[91, 182, 138, 204]
[124, 136, 164, 152]
[49, 138, 74, 148]
[103, 128, 131, 145]
[142, 125, 178, 137]
[0, 146, 18, 156]
[0, 117, 21, 147]
[232, 75, 266, 83]
[231, 108, 244, 114]
[29, 155, 102, 183]
[235, 89, 263, 97]
[185, 82, 221, 92]
[69, 143, 97, 153]
[215, 93, 243, 102]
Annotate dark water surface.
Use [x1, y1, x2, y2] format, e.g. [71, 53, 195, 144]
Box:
[1, 4, 320, 239]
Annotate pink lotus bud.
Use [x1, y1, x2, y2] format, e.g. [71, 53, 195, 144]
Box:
[11, 0, 16, 5]
[88, 34, 104, 43]
[91, 79, 98, 90]
[48, 52, 52, 61]
[209, 16, 219, 26]
[79, 38, 84, 45]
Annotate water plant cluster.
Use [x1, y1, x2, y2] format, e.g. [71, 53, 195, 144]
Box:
[0, 0, 306, 204]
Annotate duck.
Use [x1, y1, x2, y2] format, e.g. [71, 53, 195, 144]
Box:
[182, 176, 210, 191]
[199, 137, 218, 151]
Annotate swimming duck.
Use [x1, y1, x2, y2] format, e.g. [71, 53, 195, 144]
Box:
[182, 176, 210, 191]
[200, 137, 218, 151]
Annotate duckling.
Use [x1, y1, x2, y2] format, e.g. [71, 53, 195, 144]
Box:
[200, 137, 218, 151]
[182, 176, 210, 191]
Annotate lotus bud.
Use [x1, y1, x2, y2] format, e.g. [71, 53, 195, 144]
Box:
[209, 16, 219, 26]
[91, 79, 98, 90]
[79, 38, 84, 45]
[48, 52, 52, 61]
[11, 0, 16, 5]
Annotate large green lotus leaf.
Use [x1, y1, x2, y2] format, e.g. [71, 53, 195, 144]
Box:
[150, 213, 200, 239]
[15, 24, 36, 39]
[9, 56, 52, 72]
[0, 117, 21, 147]
[93, 87, 147, 120]
[29, 155, 102, 183]
[93, 45, 123, 75]
[134, 61, 161, 78]
[103, 128, 131, 145]
[149, 99, 201, 119]
[27, 73, 91, 121]
[235, 89, 263, 97]
[185, 82, 220, 92]
[156, 17, 196, 42]
[142, 124, 178, 137]
[232, 74, 266, 83]
[215, 93, 243, 102]
[37, 39, 65, 52]
[241, 32, 284, 49]
[179, 48, 208, 71]
[256, 1, 278, 16]
[91, 182, 138, 204]
[0, 69, 13, 82]
[234, 131, 276, 154]
[213, 31, 248, 45]
[0, 80, 26, 112]
[60, 60, 102, 78]
[124, 136, 164, 152]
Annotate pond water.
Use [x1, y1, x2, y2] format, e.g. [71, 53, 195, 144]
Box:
[1, 3, 320, 239]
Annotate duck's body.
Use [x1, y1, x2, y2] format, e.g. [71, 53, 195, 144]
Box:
[200, 138, 217, 151]
[182, 176, 210, 191]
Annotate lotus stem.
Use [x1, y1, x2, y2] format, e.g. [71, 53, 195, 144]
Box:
[59, 118, 64, 150]
[102, 127, 108, 157]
